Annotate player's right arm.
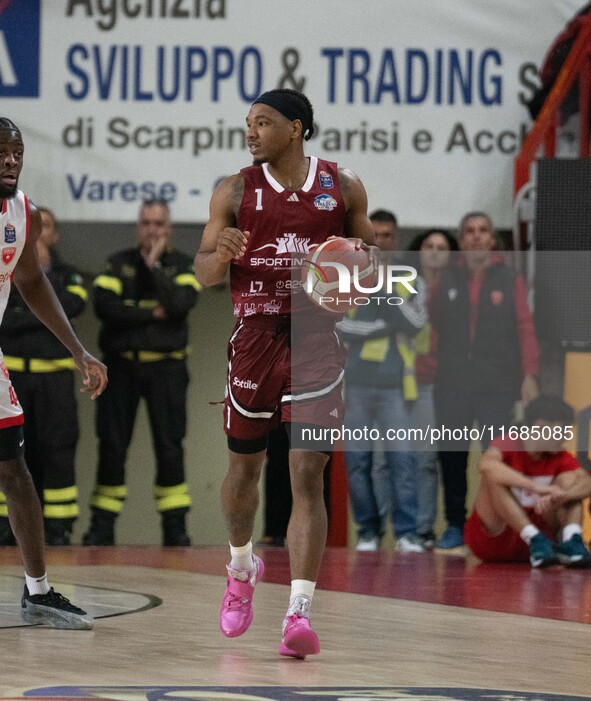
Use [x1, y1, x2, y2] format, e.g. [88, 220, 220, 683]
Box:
[338, 167, 376, 248]
[194, 174, 249, 287]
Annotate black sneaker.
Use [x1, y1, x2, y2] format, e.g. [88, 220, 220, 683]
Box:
[529, 532, 559, 568]
[418, 531, 436, 549]
[82, 509, 115, 546]
[162, 509, 191, 546]
[256, 535, 286, 547]
[555, 534, 591, 568]
[45, 519, 72, 547]
[21, 586, 94, 629]
[0, 517, 16, 546]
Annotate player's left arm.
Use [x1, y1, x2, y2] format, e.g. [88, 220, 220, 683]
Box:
[536, 467, 591, 515]
[338, 168, 376, 248]
[13, 202, 107, 398]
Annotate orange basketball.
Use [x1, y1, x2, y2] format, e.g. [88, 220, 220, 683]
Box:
[301, 237, 377, 313]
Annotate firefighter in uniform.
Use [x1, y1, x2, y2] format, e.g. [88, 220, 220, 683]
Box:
[0, 207, 87, 546]
[83, 199, 200, 546]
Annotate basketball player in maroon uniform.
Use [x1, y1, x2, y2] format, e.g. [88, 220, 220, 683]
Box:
[0, 118, 108, 628]
[195, 89, 375, 658]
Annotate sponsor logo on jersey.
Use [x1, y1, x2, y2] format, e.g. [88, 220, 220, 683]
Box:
[287, 193, 299, 202]
[319, 171, 334, 188]
[233, 377, 258, 390]
[252, 233, 318, 255]
[4, 223, 15, 243]
[1, 246, 15, 264]
[262, 300, 282, 314]
[244, 280, 266, 297]
[313, 194, 337, 211]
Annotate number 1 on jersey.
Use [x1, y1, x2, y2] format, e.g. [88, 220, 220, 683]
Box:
[255, 188, 263, 211]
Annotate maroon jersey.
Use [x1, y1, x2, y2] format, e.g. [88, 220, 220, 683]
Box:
[231, 157, 346, 317]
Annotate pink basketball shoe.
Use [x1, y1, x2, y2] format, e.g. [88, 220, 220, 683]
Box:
[278, 596, 320, 659]
[219, 554, 264, 638]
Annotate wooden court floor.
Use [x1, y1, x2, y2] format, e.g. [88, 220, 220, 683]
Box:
[0, 545, 589, 699]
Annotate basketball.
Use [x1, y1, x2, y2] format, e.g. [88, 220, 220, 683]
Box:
[301, 237, 377, 313]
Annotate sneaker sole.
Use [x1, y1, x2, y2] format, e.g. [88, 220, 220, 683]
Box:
[279, 628, 320, 659]
[530, 555, 559, 568]
[21, 603, 94, 630]
[557, 554, 591, 568]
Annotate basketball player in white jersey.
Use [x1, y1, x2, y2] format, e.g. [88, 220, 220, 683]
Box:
[0, 118, 108, 628]
[195, 89, 375, 658]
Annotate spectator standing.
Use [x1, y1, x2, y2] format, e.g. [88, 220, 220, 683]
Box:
[83, 199, 200, 546]
[407, 229, 459, 548]
[431, 211, 539, 551]
[0, 207, 87, 546]
[338, 209, 427, 552]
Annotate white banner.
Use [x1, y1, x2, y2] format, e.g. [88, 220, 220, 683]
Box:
[0, 0, 586, 226]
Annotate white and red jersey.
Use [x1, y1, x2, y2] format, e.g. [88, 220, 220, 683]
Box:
[0, 190, 29, 427]
[231, 157, 346, 317]
[0, 190, 28, 325]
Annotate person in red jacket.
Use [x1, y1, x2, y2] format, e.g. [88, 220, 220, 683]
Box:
[430, 211, 539, 551]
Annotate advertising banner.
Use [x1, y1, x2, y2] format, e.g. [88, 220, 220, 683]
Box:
[0, 0, 586, 225]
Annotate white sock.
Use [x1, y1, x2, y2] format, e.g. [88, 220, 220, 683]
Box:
[562, 523, 582, 542]
[25, 573, 50, 596]
[229, 541, 254, 571]
[288, 580, 316, 617]
[290, 579, 316, 602]
[520, 524, 540, 545]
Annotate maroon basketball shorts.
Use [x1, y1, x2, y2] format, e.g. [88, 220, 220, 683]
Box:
[223, 316, 346, 448]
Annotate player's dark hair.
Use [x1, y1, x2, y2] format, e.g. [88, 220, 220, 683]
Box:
[523, 394, 575, 426]
[408, 228, 459, 252]
[0, 118, 21, 134]
[369, 209, 397, 226]
[253, 89, 315, 140]
[141, 197, 170, 211]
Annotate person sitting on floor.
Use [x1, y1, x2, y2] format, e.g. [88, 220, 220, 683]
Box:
[464, 394, 591, 568]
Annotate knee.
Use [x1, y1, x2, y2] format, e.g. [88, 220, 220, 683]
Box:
[554, 471, 578, 490]
[226, 454, 263, 490]
[290, 462, 326, 500]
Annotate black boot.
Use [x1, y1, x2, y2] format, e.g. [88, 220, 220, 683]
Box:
[44, 518, 73, 546]
[162, 509, 191, 546]
[0, 516, 16, 546]
[83, 508, 116, 546]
